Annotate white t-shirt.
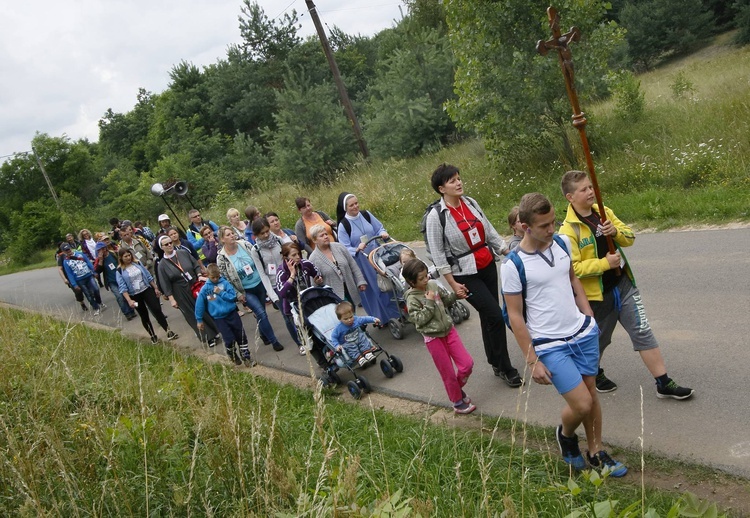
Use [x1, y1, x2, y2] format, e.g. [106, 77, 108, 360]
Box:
[500, 236, 586, 340]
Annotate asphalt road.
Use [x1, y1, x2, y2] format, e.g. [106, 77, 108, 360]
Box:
[2, 228, 749, 477]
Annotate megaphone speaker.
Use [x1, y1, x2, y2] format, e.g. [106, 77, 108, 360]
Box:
[174, 181, 189, 196]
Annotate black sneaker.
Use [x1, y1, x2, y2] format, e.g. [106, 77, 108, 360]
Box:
[656, 380, 694, 400]
[228, 352, 242, 365]
[150, 334, 159, 344]
[595, 368, 618, 393]
[272, 342, 284, 352]
[499, 369, 523, 388]
[80, 303, 88, 311]
[208, 339, 217, 348]
[166, 330, 178, 341]
[587, 450, 628, 477]
[126, 313, 138, 321]
[555, 425, 586, 471]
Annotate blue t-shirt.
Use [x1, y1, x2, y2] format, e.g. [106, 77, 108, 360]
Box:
[229, 245, 261, 289]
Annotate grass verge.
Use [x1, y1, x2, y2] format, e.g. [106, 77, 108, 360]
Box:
[0, 307, 732, 516]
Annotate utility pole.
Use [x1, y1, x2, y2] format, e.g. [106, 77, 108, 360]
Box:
[31, 145, 61, 211]
[305, 0, 369, 158]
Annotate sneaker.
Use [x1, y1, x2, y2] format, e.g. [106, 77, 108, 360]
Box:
[93, 309, 100, 317]
[272, 342, 284, 352]
[150, 334, 158, 344]
[556, 425, 586, 471]
[365, 352, 376, 361]
[358, 356, 368, 366]
[100, 303, 107, 311]
[243, 357, 257, 367]
[299, 346, 306, 356]
[208, 339, 217, 348]
[166, 330, 179, 341]
[229, 352, 242, 366]
[587, 450, 628, 478]
[453, 401, 477, 414]
[499, 369, 523, 388]
[461, 390, 471, 404]
[656, 380, 694, 400]
[126, 313, 138, 321]
[80, 303, 88, 311]
[596, 368, 618, 393]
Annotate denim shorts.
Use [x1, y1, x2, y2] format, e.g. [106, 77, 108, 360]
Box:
[537, 324, 600, 395]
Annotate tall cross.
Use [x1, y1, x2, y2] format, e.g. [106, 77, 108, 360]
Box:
[537, 6, 617, 258]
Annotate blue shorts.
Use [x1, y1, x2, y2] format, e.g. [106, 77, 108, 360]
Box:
[536, 323, 600, 395]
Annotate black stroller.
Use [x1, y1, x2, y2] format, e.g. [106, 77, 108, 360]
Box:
[292, 286, 404, 399]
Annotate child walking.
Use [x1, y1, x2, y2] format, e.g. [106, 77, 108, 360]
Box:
[331, 301, 380, 366]
[196, 264, 255, 366]
[402, 258, 476, 414]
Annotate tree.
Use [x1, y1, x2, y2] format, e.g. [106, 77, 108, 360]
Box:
[620, 0, 715, 69]
[264, 72, 356, 184]
[734, 0, 750, 44]
[363, 25, 457, 158]
[444, 0, 625, 166]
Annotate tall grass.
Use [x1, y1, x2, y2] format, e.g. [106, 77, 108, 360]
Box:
[0, 307, 705, 516]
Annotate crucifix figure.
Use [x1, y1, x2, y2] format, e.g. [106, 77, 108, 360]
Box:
[536, 6, 617, 258]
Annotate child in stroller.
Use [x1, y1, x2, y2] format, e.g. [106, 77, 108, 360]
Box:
[293, 286, 404, 399]
[331, 301, 380, 366]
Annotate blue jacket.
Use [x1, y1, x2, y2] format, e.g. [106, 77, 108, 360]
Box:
[331, 315, 378, 348]
[187, 220, 219, 255]
[117, 262, 155, 295]
[195, 277, 238, 323]
[61, 252, 94, 288]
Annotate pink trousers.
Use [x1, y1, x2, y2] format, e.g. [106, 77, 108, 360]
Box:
[425, 327, 474, 404]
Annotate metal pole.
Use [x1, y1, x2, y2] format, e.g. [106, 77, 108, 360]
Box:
[31, 145, 61, 211]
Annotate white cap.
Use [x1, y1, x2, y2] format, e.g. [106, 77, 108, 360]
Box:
[158, 214, 170, 222]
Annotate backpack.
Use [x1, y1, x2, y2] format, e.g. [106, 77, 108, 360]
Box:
[419, 196, 486, 267]
[501, 235, 570, 331]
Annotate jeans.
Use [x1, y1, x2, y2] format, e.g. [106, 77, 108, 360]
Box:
[107, 281, 135, 317]
[77, 276, 102, 310]
[243, 283, 279, 345]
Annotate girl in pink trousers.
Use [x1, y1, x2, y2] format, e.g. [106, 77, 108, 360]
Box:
[403, 259, 476, 414]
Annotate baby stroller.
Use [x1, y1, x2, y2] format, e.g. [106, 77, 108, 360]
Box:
[292, 286, 404, 400]
[368, 241, 471, 339]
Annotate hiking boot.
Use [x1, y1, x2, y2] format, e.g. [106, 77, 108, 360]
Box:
[499, 369, 523, 388]
[587, 450, 628, 478]
[656, 380, 694, 400]
[453, 401, 476, 414]
[595, 368, 618, 393]
[556, 425, 586, 471]
[166, 330, 179, 341]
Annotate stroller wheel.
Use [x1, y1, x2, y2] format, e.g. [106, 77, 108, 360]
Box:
[450, 305, 462, 325]
[458, 302, 471, 320]
[380, 358, 394, 378]
[389, 355, 404, 373]
[347, 380, 362, 399]
[327, 369, 342, 386]
[388, 318, 404, 340]
[357, 374, 372, 393]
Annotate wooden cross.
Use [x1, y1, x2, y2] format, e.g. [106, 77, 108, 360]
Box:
[537, 6, 617, 258]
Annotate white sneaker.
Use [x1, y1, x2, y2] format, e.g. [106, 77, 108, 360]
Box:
[299, 346, 306, 355]
[357, 356, 368, 366]
[365, 352, 376, 361]
[93, 309, 100, 316]
[100, 303, 107, 311]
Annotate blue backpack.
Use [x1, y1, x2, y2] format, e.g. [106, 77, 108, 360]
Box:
[501, 235, 570, 330]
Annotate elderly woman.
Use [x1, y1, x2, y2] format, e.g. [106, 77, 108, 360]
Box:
[265, 211, 298, 245]
[216, 226, 285, 351]
[227, 207, 248, 241]
[308, 224, 367, 306]
[294, 197, 336, 254]
[424, 163, 521, 387]
[335, 192, 400, 324]
[276, 242, 324, 354]
[156, 234, 219, 347]
[117, 248, 178, 344]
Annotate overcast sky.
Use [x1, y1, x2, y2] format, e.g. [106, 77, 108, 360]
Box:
[0, 0, 406, 161]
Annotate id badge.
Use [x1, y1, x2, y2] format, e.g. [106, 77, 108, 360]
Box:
[135, 252, 143, 260]
[185, 272, 193, 281]
[108, 263, 116, 270]
[243, 264, 253, 276]
[468, 227, 481, 246]
[267, 263, 277, 277]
